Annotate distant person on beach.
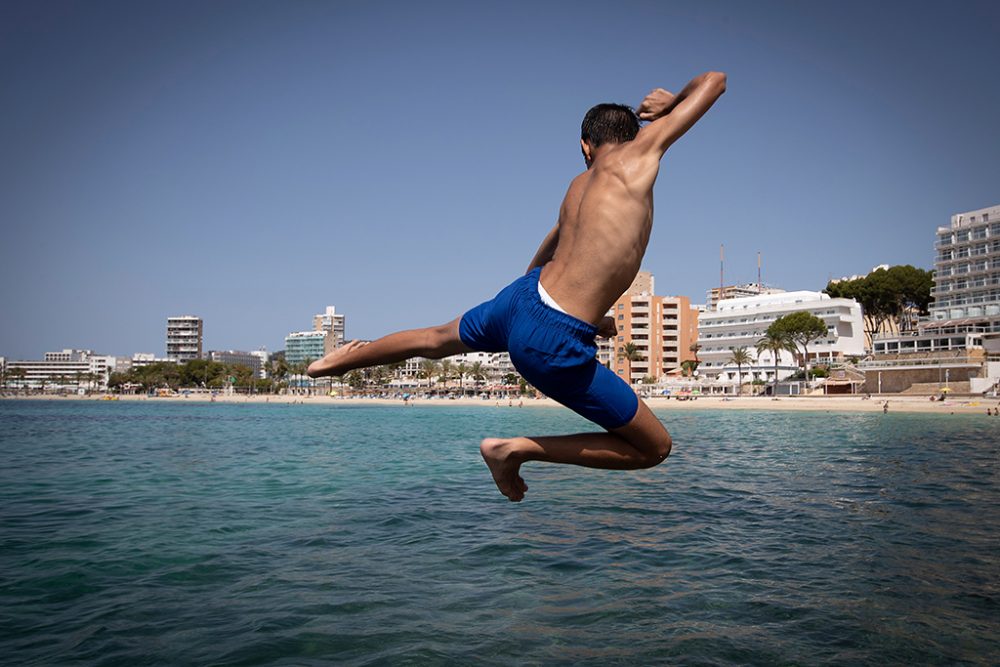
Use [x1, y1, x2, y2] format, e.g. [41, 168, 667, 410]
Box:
[308, 72, 727, 501]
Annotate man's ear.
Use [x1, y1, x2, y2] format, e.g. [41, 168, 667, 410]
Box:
[581, 139, 593, 166]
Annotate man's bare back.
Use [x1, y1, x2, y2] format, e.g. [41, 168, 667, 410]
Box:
[532, 72, 728, 325]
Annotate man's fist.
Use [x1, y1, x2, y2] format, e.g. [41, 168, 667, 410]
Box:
[637, 88, 676, 121]
[598, 316, 617, 338]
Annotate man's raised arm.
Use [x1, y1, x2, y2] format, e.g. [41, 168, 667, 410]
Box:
[632, 71, 727, 158]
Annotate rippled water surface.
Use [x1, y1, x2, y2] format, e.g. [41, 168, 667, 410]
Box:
[1, 400, 998, 665]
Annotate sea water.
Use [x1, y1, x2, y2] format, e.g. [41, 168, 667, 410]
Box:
[1, 400, 998, 666]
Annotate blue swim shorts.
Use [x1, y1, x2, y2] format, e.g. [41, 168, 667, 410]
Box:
[458, 267, 639, 430]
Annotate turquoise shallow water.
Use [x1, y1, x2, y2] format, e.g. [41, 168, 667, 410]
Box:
[1, 400, 998, 666]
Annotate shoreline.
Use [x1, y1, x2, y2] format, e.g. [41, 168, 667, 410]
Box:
[4, 392, 999, 415]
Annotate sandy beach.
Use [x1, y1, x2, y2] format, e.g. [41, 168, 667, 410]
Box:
[8, 392, 1000, 415]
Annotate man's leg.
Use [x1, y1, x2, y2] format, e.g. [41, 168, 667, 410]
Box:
[307, 317, 471, 378]
[479, 400, 671, 501]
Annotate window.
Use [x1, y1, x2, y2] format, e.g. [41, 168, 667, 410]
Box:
[618, 314, 624, 320]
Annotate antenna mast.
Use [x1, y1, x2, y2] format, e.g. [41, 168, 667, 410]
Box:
[757, 251, 762, 292]
[719, 244, 725, 307]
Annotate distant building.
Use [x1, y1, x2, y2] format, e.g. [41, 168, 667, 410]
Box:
[284, 331, 329, 367]
[131, 353, 175, 368]
[929, 203, 1000, 332]
[596, 271, 700, 386]
[249, 349, 269, 378]
[208, 350, 262, 376]
[313, 306, 346, 353]
[6, 349, 118, 391]
[861, 204, 1000, 394]
[166, 316, 203, 361]
[706, 283, 785, 311]
[698, 291, 865, 385]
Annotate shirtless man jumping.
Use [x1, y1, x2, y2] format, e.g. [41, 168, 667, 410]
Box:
[308, 71, 727, 501]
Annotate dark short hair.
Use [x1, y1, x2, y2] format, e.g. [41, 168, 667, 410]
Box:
[581, 103, 640, 147]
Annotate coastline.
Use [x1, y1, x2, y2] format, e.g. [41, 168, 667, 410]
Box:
[5, 392, 999, 415]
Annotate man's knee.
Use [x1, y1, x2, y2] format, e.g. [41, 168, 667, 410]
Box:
[616, 401, 672, 467]
[640, 431, 672, 468]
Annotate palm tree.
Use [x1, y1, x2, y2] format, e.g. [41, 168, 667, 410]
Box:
[456, 362, 468, 396]
[470, 361, 487, 390]
[621, 342, 644, 387]
[689, 342, 701, 363]
[268, 358, 288, 394]
[756, 331, 796, 397]
[420, 359, 439, 393]
[726, 346, 752, 396]
[439, 359, 453, 393]
[10, 368, 27, 394]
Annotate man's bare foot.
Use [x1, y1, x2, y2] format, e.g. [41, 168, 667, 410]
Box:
[306, 340, 368, 378]
[480, 437, 529, 502]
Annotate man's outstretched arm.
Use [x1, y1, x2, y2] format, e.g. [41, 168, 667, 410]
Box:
[632, 71, 727, 158]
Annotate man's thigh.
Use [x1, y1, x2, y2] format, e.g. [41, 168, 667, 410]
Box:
[530, 360, 640, 432]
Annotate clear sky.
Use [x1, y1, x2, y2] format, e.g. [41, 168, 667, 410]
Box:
[2, 0, 998, 360]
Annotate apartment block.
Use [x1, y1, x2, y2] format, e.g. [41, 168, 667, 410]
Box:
[929, 203, 1000, 331]
[208, 350, 262, 376]
[314, 306, 346, 353]
[284, 331, 329, 367]
[596, 271, 700, 386]
[166, 316, 203, 361]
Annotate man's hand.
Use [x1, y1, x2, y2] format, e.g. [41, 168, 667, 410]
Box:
[636, 88, 677, 122]
[598, 316, 617, 338]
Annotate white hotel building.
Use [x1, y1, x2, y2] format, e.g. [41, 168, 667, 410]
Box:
[698, 291, 866, 385]
[5, 349, 118, 391]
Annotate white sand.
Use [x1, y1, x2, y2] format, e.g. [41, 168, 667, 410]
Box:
[14, 392, 1000, 415]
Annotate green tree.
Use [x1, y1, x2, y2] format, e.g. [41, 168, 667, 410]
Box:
[267, 358, 288, 393]
[726, 346, 752, 395]
[344, 370, 364, 391]
[439, 359, 453, 392]
[824, 264, 933, 345]
[771, 311, 828, 381]
[9, 368, 27, 394]
[456, 362, 468, 395]
[108, 371, 129, 392]
[621, 342, 644, 386]
[420, 359, 439, 392]
[371, 365, 391, 393]
[470, 361, 487, 389]
[689, 341, 701, 363]
[756, 328, 797, 396]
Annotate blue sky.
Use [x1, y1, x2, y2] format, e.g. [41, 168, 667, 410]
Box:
[2, 0, 998, 360]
